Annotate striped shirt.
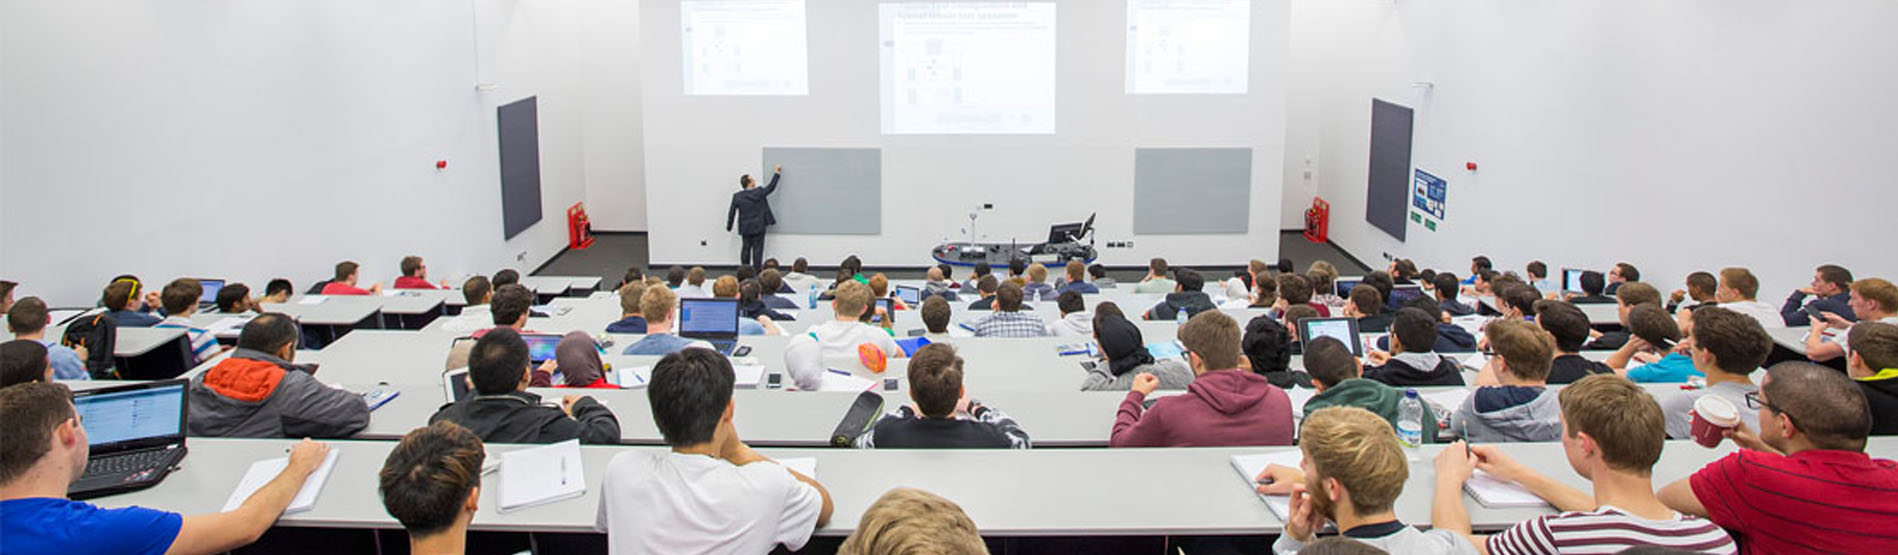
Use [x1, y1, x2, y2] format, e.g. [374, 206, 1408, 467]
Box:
[1690, 449, 1898, 554]
[964, 310, 1051, 338]
[155, 316, 219, 366]
[1487, 505, 1734, 554]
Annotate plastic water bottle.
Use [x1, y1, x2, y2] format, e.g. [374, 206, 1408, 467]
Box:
[807, 284, 819, 309]
[1176, 307, 1189, 323]
[1397, 388, 1425, 449]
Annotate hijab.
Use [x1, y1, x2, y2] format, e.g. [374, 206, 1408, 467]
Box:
[555, 331, 605, 387]
[1094, 314, 1153, 376]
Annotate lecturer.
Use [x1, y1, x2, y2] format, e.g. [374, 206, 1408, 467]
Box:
[726, 164, 782, 270]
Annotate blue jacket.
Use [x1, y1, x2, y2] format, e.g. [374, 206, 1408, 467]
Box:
[1059, 282, 1100, 295]
[1375, 323, 1478, 353]
[1781, 291, 1856, 327]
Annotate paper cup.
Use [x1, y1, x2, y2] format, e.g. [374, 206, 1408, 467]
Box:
[1690, 395, 1741, 448]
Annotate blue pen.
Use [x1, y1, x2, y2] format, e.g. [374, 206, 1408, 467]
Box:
[560, 457, 568, 486]
[827, 368, 852, 376]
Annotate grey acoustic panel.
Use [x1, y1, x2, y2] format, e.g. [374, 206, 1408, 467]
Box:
[1366, 98, 1413, 241]
[497, 96, 543, 240]
[759, 147, 882, 235]
[1133, 147, 1253, 234]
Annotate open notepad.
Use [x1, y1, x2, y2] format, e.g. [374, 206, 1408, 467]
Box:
[499, 440, 586, 513]
[1228, 451, 1303, 520]
[222, 449, 341, 514]
[1465, 469, 1549, 507]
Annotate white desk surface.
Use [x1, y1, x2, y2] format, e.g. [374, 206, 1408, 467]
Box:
[262, 297, 383, 326]
[1767, 326, 1819, 356]
[521, 275, 603, 296]
[113, 327, 187, 357]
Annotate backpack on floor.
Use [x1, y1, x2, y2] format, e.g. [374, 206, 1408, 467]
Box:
[61, 312, 120, 379]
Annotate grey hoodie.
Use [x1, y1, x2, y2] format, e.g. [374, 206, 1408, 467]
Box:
[1449, 385, 1562, 442]
[188, 348, 370, 439]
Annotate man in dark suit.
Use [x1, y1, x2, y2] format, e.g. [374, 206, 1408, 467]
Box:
[727, 164, 783, 270]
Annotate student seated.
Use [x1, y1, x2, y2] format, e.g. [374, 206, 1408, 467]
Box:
[675, 267, 712, 299]
[964, 276, 999, 311]
[1780, 264, 1855, 326]
[1373, 297, 1478, 354]
[1302, 337, 1438, 443]
[102, 278, 161, 327]
[1144, 269, 1216, 321]
[1018, 263, 1056, 302]
[710, 276, 783, 336]
[7, 297, 87, 380]
[1492, 283, 1541, 323]
[1306, 262, 1345, 311]
[320, 260, 383, 295]
[1056, 260, 1098, 295]
[1583, 281, 1663, 351]
[604, 281, 649, 334]
[1228, 272, 1279, 310]
[1434, 273, 1475, 317]
[1243, 313, 1305, 389]
[784, 281, 903, 388]
[441, 276, 495, 334]
[1363, 308, 1464, 387]
[1259, 406, 1471, 554]
[154, 279, 220, 366]
[597, 348, 833, 553]
[1084, 309, 1194, 391]
[393, 255, 450, 290]
[1658, 362, 1898, 554]
[1804, 277, 1897, 363]
[1048, 290, 1092, 338]
[1, 340, 54, 387]
[1609, 305, 1694, 383]
[491, 268, 521, 288]
[1666, 271, 1718, 314]
[1523, 260, 1554, 294]
[1567, 270, 1615, 304]
[918, 266, 960, 302]
[917, 296, 955, 342]
[1277, 273, 1333, 320]
[1845, 322, 1898, 434]
[1454, 319, 1561, 442]
[431, 328, 620, 444]
[1342, 285, 1394, 333]
[966, 283, 1050, 338]
[1658, 307, 1771, 440]
[758, 269, 803, 309]
[622, 286, 711, 355]
[540, 331, 614, 389]
[1605, 262, 1640, 295]
[261, 278, 295, 304]
[1110, 311, 1294, 447]
[784, 257, 816, 283]
[379, 421, 484, 555]
[1283, 305, 1320, 355]
[855, 343, 1029, 449]
[1713, 267, 1784, 329]
[1087, 263, 1116, 290]
[0, 280, 11, 313]
[838, 488, 985, 554]
[0, 382, 333, 555]
[962, 262, 992, 291]
[1132, 258, 1177, 294]
[664, 265, 687, 289]
[1434, 375, 1736, 554]
[188, 313, 369, 438]
[1533, 300, 1613, 384]
[737, 281, 793, 327]
[1363, 271, 1400, 313]
[211, 283, 257, 314]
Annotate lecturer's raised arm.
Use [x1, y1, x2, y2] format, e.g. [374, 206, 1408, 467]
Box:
[763, 164, 782, 195]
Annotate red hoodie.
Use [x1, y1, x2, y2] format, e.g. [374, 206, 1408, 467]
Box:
[1110, 369, 1295, 447]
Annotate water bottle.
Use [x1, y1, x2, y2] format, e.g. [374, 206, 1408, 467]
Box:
[1397, 388, 1425, 449]
[1176, 307, 1189, 323]
[807, 284, 818, 309]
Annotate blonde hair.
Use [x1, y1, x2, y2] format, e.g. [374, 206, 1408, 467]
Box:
[833, 280, 873, 319]
[1852, 278, 1898, 314]
[712, 275, 739, 298]
[1027, 263, 1048, 283]
[1065, 260, 1085, 281]
[1487, 318, 1555, 381]
[838, 487, 987, 555]
[1558, 375, 1665, 475]
[617, 281, 648, 315]
[640, 285, 678, 324]
[1301, 407, 1407, 515]
[1719, 267, 1760, 299]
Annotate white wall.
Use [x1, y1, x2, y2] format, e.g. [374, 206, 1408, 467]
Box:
[0, 0, 593, 306]
[580, 0, 650, 231]
[1288, 0, 1898, 299]
[640, 0, 1289, 268]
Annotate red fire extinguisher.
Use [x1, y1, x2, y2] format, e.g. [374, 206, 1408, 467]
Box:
[1303, 197, 1330, 243]
[567, 202, 595, 250]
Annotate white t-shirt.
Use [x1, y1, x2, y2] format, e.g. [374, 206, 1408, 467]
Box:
[1719, 300, 1784, 329]
[442, 305, 492, 334]
[596, 451, 823, 555]
[794, 320, 901, 360]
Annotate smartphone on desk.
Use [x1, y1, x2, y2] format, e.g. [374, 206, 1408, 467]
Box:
[733, 345, 753, 357]
[766, 373, 783, 390]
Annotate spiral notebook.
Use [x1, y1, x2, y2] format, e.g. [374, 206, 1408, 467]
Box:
[498, 440, 586, 513]
[222, 449, 341, 514]
[1465, 469, 1549, 508]
[1228, 451, 1304, 520]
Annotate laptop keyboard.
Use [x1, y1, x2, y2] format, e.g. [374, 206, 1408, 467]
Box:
[84, 449, 170, 478]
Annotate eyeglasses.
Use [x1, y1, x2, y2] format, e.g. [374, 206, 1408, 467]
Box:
[1745, 391, 1799, 428]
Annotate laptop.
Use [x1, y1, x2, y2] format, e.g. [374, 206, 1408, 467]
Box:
[1297, 317, 1364, 356]
[894, 285, 922, 306]
[1388, 284, 1426, 308]
[443, 368, 473, 402]
[69, 380, 191, 500]
[1335, 277, 1364, 297]
[196, 278, 226, 309]
[1561, 268, 1589, 295]
[521, 333, 563, 364]
[679, 298, 741, 355]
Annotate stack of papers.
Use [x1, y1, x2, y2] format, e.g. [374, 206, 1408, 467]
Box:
[223, 449, 341, 514]
[1465, 469, 1549, 508]
[1228, 451, 1304, 520]
[499, 440, 586, 513]
[612, 365, 651, 389]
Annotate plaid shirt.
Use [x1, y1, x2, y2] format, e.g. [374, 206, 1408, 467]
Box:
[965, 310, 1050, 338]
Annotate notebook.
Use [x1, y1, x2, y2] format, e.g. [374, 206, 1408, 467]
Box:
[499, 440, 586, 513]
[819, 370, 878, 392]
[221, 448, 341, 514]
[1465, 469, 1548, 508]
[611, 365, 651, 389]
[1228, 451, 1304, 520]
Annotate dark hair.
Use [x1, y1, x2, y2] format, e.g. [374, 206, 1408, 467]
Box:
[160, 278, 203, 314]
[1763, 361, 1872, 450]
[492, 269, 520, 288]
[1390, 259, 1418, 281]
[738, 280, 762, 304]
[102, 280, 138, 312]
[971, 262, 991, 278]
[648, 348, 734, 446]
[995, 282, 1025, 311]
[1615, 263, 1641, 282]
[1233, 270, 1253, 289]
[978, 275, 999, 295]
[1526, 261, 1548, 280]
[936, 263, 954, 281]
[235, 313, 300, 354]
[1627, 305, 1681, 349]
[1497, 284, 1541, 315]
[0, 382, 74, 485]
[735, 266, 756, 283]
[1348, 285, 1381, 315]
[1241, 315, 1292, 376]
[468, 328, 530, 395]
[1684, 272, 1718, 300]
[6, 297, 49, 335]
[379, 421, 485, 536]
[764, 258, 781, 270]
[1471, 256, 1493, 272]
[793, 258, 809, 273]
[621, 266, 645, 287]
[335, 261, 360, 282]
[1432, 273, 1461, 301]
[1279, 274, 1314, 305]
[1580, 271, 1606, 296]
[266, 278, 294, 298]
[1616, 282, 1662, 308]
[921, 296, 952, 334]
[666, 266, 686, 287]
[1405, 295, 1442, 316]
[1056, 290, 1085, 315]
[462, 275, 493, 305]
[1149, 258, 1169, 276]
[1088, 264, 1108, 279]
[1690, 307, 1772, 375]
[1816, 264, 1854, 290]
[1296, 535, 1391, 555]
[740, 173, 754, 188]
[490, 284, 535, 327]
[1362, 272, 1394, 302]
[1, 340, 50, 387]
[1533, 300, 1591, 352]
[1007, 258, 1027, 277]
[1389, 308, 1437, 354]
[1418, 268, 1438, 285]
[758, 269, 785, 295]
[1174, 269, 1204, 293]
[842, 255, 863, 275]
[215, 283, 250, 313]
[1093, 301, 1124, 321]
[401, 256, 426, 277]
[907, 344, 965, 418]
[1303, 336, 1357, 388]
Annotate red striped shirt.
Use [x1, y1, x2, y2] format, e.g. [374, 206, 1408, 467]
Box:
[1690, 449, 1898, 554]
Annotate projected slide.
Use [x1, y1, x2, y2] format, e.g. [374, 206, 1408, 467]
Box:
[1126, 0, 1250, 94]
[682, 0, 809, 95]
[880, 3, 1056, 134]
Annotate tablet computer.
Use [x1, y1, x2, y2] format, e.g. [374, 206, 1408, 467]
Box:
[1298, 317, 1364, 356]
[443, 368, 472, 402]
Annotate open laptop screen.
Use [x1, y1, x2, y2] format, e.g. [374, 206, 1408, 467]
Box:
[1388, 285, 1425, 307]
[1563, 268, 1588, 293]
[679, 298, 740, 337]
[75, 381, 187, 449]
[197, 279, 226, 304]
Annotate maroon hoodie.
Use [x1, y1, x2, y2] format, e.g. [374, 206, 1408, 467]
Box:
[1110, 369, 1295, 447]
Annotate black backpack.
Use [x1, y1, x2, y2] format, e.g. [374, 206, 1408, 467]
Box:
[61, 312, 120, 379]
